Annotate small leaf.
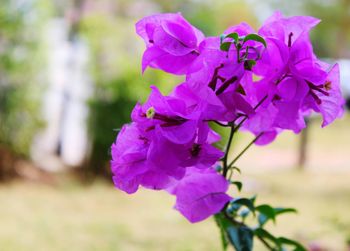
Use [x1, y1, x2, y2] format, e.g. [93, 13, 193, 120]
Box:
[243, 34, 267, 47]
[259, 207, 297, 226]
[236, 84, 246, 95]
[214, 214, 230, 250]
[220, 42, 232, 51]
[254, 228, 280, 246]
[256, 204, 276, 226]
[250, 195, 257, 205]
[227, 225, 254, 251]
[278, 237, 307, 251]
[232, 198, 255, 213]
[231, 181, 242, 192]
[258, 213, 269, 227]
[225, 32, 239, 43]
[232, 166, 241, 174]
[243, 60, 256, 71]
[275, 207, 298, 216]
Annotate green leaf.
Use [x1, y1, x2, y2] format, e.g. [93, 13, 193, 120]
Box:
[254, 228, 280, 247]
[233, 198, 255, 213]
[231, 181, 242, 192]
[274, 207, 298, 216]
[256, 204, 276, 226]
[243, 60, 256, 71]
[243, 34, 267, 47]
[232, 166, 241, 174]
[214, 214, 230, 250]
[220, 42, 232, 52]
[258, 207, 298, 226]
[225, 32, 239, 43]
[257, 213, 269, 227]
[227, 226, 254, 251]
[250, 195, 257, 204]
[278, 237, 307, 251]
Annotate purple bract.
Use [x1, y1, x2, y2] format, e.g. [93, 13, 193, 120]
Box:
[111, 11, 344, 222]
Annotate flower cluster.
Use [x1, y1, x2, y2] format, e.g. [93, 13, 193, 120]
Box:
[111, 12, 344, 223]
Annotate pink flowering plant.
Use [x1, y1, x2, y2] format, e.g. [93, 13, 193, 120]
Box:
[110, 12, 344, 250]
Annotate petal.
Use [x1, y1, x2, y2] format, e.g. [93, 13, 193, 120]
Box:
[319, 64, 345, 127]
[161, 19, 200, 48]
[136, 13, 185, 45]
[259, 11, 320, 44]
[224, 22, 255, 36]
[142, 46, 197, 75]
[171, 167, 231, 223]
[153, 26, 194, 56]
[159, 120, 197, 144]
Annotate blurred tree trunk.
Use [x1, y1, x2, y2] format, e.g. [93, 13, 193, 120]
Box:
[0, 145, 17, 181]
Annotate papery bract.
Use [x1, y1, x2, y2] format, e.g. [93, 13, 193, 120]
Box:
[241, 12, 344, 142]
[132, 85, 199, 144]
[136, 13, 204, 75]
[110, 123, 170, 194]
[168, 167, 231, 223]
[111, 11, 344, 225]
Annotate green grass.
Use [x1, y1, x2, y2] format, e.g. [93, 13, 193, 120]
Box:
[0, 114, 349, 251]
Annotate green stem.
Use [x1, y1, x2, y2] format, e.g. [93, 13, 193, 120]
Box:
[222, 124, 235, 178]
[221, 95, 268, 178]
[257, 235, 274, 250]
[227, 133, 264, 171]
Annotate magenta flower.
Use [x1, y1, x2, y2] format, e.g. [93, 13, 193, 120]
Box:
[240, 12, 344, 142]
[259, 11, 320, 45]
[110, 123, 166, 194]
[136, 13, 204, 75]
[111, 12, 344, 225]
[168, 167, 231, 223]
[302, 63, 345, 127]
[131, 85, 201, 144]
[111, 85, 224, 195]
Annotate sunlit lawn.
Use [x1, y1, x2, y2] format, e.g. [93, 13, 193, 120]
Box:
[0, 115, 349, 251]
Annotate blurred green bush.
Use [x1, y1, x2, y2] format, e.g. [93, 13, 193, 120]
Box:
[0, 0, 51, 157]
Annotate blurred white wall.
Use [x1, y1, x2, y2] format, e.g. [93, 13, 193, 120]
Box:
[31, 18, 93, 171]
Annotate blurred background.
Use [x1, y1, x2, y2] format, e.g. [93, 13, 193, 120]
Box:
[0, 0, 349, 250]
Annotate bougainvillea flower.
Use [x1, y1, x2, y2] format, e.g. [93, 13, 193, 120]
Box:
[110, 123, 198, 194]
[112, 85, 225, 194]
[302, 63, 344, 127]
[148, 122, 223, 171]
[168, 167, 231, 223]
[178, 123, 224, 169]
[258, 11, 320, 46]
[131, 85, 200, 144]
[136, 13, 204, 74]
[171, 82, 235, 122]
[111, 12, 344, 224]
[110, 123, 168, 194]
[111, 122, 224, 194]
[184, 23, 267, 122]
[241, 14, 344, 141]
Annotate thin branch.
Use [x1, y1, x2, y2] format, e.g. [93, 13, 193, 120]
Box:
[227, 132, 264, 170]
[221, 95, 267, 177]
[222, 124, 235, 178]
[257, 235, 275, 250]
[233, 94, 268, 133]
